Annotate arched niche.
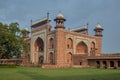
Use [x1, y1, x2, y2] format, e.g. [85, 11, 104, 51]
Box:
[67, 38, 73, 49]
[76, 41, 88, 54]
[49, 38, 54, 49]
[67, 52, 72, 64]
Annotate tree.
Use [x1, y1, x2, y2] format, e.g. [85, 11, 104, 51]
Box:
[0, 22, 27, 59]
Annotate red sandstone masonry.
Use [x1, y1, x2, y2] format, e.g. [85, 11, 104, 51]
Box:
[42, 64, 71, 68]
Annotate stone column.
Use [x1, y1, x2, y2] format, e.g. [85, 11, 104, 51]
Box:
[94, 60, 97, 68]
[100, 60, 103, 68]
[114, 60, 118, 69]
[106, 60, 110, 69]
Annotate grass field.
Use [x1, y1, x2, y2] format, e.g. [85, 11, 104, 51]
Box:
[0, 66, 120, 80]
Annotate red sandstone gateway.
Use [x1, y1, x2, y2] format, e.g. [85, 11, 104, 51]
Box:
[23, 12, 120, 68]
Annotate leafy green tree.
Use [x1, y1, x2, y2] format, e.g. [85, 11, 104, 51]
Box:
[21, 29, 30, 55]
[0, 22, 28, 59]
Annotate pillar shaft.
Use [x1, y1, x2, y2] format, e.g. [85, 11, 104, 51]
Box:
[106, 60, 110, 68]
[100, 60, 103, 68]
[114, 60, 118, 68]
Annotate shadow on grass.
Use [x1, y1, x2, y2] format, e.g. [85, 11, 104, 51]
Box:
[0, 64, 17, 68]
[18, 70, 120, 80]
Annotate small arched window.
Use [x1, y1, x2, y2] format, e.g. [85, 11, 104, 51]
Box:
[67, 52, 72, 64]
[49, 38, 54, 49]
[90, 42, 96, 56]
[49, 52, 54, 64]
[91, 42, 95, 49]
[67, 38, 73, 49]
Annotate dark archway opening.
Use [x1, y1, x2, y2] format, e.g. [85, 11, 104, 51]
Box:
[110, 61, 114, 68]
[49, 52, 54, 64]
[103, 61, 107, 69]
[39, 56, 44, 64]
[96, 61, 100, 68]
[118, 61, 120, 67]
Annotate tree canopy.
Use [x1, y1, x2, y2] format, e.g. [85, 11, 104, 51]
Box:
[0, 22, 29, 59]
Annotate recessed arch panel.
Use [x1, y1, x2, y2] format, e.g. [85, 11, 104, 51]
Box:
[76, 41, 88, 54]
[67, 38, 73, 49]
[67, 52, 72, 64]
[49, 38, 54, 49]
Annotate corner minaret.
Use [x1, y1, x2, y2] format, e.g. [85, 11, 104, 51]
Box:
[54, 13, 66, 66]
[54, 12, 66, 29]
[94, 24, 104, 37]
[94, 24, 103, 56]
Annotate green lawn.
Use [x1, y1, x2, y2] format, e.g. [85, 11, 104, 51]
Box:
[0, 66, 120, 80]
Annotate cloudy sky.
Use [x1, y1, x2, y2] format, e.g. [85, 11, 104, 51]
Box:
[0, 0, 120, 53]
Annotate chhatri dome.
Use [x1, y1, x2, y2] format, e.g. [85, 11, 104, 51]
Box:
[56, 12, 64, 19]
[95, 24, 103, 29]
[24, 27, 30, 33]
[24, 27, 29, 31]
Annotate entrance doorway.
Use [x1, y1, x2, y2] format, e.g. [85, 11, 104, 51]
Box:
[34, 37, 44, 64]
[110, 61, 114, 68]
[103, 61, 107, 68]
[118, 61, 120, 67]
[96, 61, 100, 68]
[49, 52, 54, 64]
[39, 56, 44, 64]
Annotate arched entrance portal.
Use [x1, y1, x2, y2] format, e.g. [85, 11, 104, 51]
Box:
[34, 37, 44, 64]
[76, 41, 88, 54]
[67, 52, 72, 65]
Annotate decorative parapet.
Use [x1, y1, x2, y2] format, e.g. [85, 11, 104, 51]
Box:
[87, 53, 120, 59]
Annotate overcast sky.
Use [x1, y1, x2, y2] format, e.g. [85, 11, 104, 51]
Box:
[0, 0, 120, 53]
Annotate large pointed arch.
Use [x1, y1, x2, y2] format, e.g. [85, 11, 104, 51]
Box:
[34, 37, 44, 52]
[34, 37, 44, 64]
[76, 41, 88, 54]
